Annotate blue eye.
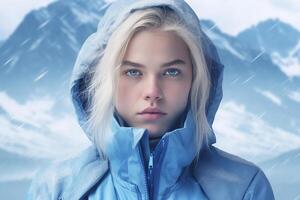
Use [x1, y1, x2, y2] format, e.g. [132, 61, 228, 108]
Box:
[164, 68, 181, 77]
[125, 69, 142, 77]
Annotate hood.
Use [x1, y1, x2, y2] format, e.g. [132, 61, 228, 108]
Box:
[70, 0, 224, 145]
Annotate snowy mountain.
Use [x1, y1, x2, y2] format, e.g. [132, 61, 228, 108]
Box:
[2, 3, 299, 134]
[237, 19, 300, 57]
[259, 148, 300, 200]
[237, 19, 300, 78]
[0, 0, 103, 197]
[0, 0, 107, 101]
[202, 19, 300, 143]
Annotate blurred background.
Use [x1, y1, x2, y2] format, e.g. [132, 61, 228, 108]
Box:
[0, 0, 299, 199]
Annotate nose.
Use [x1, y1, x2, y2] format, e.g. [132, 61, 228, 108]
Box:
[143, 76, 163, 103]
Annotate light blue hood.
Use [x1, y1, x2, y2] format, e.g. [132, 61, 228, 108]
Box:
[70, 0, 224, 145]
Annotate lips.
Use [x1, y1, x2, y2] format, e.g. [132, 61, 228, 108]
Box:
[138, 107, 167, 120]
[138, 107, 167, 115]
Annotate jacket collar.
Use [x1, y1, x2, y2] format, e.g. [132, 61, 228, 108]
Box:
[61, 108, 216, 199]
[104, 108, 213, 198]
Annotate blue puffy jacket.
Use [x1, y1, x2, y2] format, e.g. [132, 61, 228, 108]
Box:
[27, 0, 275, 199]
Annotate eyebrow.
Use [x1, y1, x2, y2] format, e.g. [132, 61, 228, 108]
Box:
[121, 59, 186, 68]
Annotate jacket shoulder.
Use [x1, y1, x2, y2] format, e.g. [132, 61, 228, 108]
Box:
[26, 146, 108, 200]
[194, 146, 274, 200]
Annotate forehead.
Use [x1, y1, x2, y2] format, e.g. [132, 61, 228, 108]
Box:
[123, 29, 191, 63]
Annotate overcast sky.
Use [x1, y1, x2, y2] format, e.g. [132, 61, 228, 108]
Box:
[0, 0, 299, 40]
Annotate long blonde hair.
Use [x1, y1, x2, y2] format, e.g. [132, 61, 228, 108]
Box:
[86, 6, 211, 156]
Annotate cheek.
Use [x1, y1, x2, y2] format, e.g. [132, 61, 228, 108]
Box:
[165, 81, 191, 107]
[116, 79, 138, 111]
[116, 80, 127, 110]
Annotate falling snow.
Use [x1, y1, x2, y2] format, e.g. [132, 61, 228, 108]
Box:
[3, 55, 19, 69]
[28, 37, 44, 51]
[255, 88, 282, 106]
[20, 38, 30, 46]
[34, 70, 49, 82]
[250, 50, 265, 63]
[37, 19, 51, 30]
[241, 74, 255, 85]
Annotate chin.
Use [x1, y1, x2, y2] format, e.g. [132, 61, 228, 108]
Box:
[145, 126, 166, 138]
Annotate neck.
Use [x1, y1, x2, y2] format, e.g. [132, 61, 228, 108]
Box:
[149, 137, 161, 153]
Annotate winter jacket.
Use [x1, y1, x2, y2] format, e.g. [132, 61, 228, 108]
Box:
[27, 0, 275, 199]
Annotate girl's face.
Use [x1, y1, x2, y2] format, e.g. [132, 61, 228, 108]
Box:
[116, 29, 193, 138]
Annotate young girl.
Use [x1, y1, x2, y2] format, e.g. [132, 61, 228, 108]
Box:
[28, 0, 275, 199]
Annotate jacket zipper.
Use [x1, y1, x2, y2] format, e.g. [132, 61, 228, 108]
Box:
[147, 138, 168, 200]
[138, 145, 150, 200]
[148, 153, 154, 200]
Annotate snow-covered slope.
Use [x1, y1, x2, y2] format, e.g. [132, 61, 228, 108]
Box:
[237, 19, 300, 78]
[202, 19, 300, 145]
[237, 19, 300, 58]
[0, 0, 107, 101]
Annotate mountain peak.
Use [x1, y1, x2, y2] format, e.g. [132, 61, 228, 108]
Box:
[256, 18, 299, 34]
[237, 18, 300, 57]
